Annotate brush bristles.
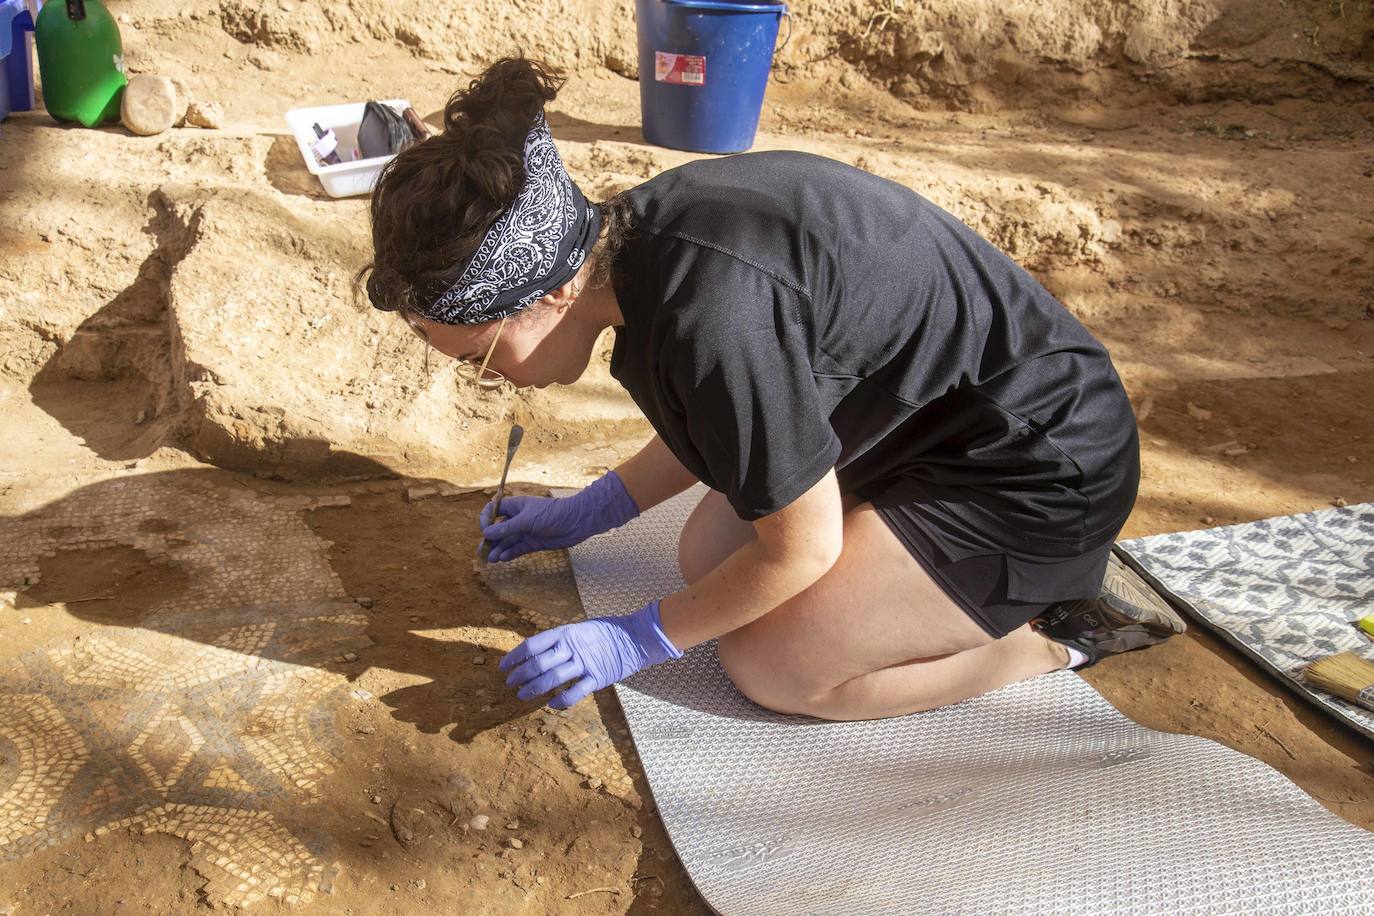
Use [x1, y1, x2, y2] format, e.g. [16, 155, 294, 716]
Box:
[1305, 652, 1374, 705]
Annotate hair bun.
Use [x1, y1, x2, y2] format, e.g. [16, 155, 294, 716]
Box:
[365, 265, 410, 312]
[444, 57, 563, 146]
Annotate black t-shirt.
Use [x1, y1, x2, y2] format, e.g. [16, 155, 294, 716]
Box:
[609, 151, 1137, 551]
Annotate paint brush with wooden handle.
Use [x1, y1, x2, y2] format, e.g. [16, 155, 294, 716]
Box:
[480, 424, 524, 562]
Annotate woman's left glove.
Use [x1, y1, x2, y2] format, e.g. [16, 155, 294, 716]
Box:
[499, 600, 683, 709]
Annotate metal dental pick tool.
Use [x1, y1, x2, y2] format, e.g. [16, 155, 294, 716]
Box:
[481, 423, 524, 562]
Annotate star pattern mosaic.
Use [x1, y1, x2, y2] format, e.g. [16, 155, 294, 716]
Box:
[0, 475, 371, 907]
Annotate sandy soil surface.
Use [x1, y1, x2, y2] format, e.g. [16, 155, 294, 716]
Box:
[2, 0, 1373, 912]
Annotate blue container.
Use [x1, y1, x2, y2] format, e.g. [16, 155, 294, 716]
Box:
[636, 0, 786, 154]
[0, 0, 37, 121]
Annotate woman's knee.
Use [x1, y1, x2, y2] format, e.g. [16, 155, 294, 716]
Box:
[677, 533, 715, 586]
[717, 627, 821, 717]
[677, 491, 754, 585]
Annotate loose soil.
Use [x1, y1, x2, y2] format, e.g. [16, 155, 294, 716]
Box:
[1, 0, 1373, 911]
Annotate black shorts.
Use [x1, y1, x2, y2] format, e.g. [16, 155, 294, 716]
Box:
[873, 502, 1119, 638]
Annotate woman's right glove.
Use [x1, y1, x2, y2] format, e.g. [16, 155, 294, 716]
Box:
[478, 470, 640, 563]
[499, 599, 682, 708]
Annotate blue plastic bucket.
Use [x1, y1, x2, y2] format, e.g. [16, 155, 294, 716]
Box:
[0, 0, 36, 121]
[636, 0, 787, 154]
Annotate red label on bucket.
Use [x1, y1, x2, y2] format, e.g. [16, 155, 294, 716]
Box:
[655, 52, 705, 86]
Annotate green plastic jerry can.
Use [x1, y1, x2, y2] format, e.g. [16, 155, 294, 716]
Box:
[35, 0, 126, 127]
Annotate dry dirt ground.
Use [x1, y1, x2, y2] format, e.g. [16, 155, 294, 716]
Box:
[2, 0, 1374, 912]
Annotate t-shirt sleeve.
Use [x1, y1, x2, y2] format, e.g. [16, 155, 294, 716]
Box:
[656, 244, 842, 521]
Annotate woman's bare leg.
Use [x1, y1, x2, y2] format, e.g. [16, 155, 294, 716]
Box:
[677, 490, 1069, 721]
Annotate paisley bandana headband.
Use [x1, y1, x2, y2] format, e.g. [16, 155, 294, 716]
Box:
[417, 113, 601, 326]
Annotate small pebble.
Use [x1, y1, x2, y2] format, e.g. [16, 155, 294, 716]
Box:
[631, 825, 642, 838]
[1201, 516, 1215, 525]
[356, 596, 374, 608]
[341, 652, 359, 663]
[185, 99, 224, 129]
[371, 794, 382, 804]
[412, 878, 426, 890]
[1186, 402, 1213, 421]
[586, 777, 603, 789]
[536, 875, 547, 885]
[472, 654, 487, 666]
[1333, 497, 1349, 508]
[20, 618, 31, 626]
[491, 613, 507, 624]
[468, 815, 490, 831]
[505, 819, 520, 830]
[505, 837, 524, 849]
[355, 724, 376, 735]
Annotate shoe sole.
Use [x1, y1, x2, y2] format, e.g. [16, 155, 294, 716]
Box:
[1036, 552, 1188, 659]
[1092, 551, 1187, 654]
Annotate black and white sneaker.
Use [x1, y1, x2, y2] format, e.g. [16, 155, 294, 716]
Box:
[1032, 551, 1186, 668]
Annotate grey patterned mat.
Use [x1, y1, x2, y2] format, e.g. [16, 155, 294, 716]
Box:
[1120, 502, 1374, 742]
[565, 487, 1374, 915]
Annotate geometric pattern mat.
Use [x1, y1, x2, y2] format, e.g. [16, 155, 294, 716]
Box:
[566, 486, 1374, 915]
[1120, 503, 1374, 742]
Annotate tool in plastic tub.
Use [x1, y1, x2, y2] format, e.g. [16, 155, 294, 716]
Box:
[285, 99, 413, 198]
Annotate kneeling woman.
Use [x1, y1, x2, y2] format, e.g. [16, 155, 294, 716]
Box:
[362, 58, 1184, 720]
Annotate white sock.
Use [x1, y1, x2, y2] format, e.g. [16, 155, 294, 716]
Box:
[1062, 644, 1091, 670]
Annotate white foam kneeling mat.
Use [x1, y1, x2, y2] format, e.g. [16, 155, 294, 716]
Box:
[563, 486, 1374, 915]
[1120, 503, 1374, 742]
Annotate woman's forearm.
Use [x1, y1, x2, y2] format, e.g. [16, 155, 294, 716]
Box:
[657, 468, 845, 651]
[657, 536, 836, 651]
[612, 434, 699, 513]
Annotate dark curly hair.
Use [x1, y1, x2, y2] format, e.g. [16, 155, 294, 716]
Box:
[359, 57, 635, 321]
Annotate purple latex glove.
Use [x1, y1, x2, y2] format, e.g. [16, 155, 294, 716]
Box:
[479, 471, 639, 563]
[500, 600, 682, 708]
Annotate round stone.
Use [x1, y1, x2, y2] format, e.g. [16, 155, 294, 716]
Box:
[121, 74, 178, 136]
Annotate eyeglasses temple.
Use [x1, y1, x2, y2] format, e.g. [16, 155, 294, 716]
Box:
[477, 316, 508, 380]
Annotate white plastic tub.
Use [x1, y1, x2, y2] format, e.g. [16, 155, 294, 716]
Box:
[284, 99, 413, 198]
